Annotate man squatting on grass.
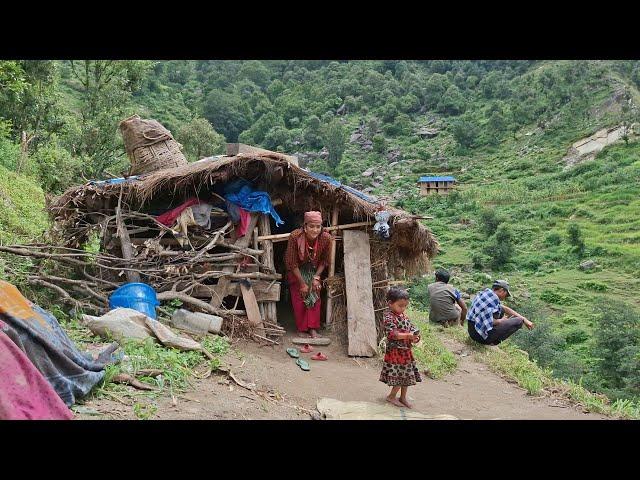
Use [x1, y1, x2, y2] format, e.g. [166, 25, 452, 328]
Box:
[467, 280, 534, 345]
[428, 269, 467, 327]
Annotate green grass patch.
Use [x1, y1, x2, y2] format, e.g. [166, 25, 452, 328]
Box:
[56, 313, 230, 418]
[0, 164, 49, 243]
[404, 308, 458, 379]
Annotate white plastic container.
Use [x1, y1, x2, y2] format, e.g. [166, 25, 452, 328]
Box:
[170, 309, 223, 335]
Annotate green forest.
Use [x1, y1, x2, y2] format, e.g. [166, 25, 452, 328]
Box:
[1, 59, 639, 408]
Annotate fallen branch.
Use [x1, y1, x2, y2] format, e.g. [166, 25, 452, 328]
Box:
[111, 373, 157, 391]
[253, 333, 279, 345]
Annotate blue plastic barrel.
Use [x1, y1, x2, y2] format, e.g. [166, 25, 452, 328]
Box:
[108, 283, 159, 319]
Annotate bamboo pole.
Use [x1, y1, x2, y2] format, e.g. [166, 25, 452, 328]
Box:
[257, 221, 373, 243]
[325, 207, 340, 326]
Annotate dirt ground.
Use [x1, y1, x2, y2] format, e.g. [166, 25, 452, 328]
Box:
[76, 329, 607, 420]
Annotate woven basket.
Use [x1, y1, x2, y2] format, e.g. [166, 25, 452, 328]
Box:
[130, 139, 187, 175]
[119, 114, 188, 175]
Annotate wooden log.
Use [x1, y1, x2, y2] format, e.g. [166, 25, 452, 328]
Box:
[184, 282, 280, 302]
[325, 206, 340, 326]
[256, 221, 373, 242]
[343, 230, 377, 357]
[129, 238, 264, 256]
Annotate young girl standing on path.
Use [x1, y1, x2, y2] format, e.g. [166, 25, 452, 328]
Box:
[379, 287, 422, 408]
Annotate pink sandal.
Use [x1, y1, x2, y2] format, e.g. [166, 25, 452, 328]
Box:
[300, 344, 314, 353]
[311, 352, 327, 361]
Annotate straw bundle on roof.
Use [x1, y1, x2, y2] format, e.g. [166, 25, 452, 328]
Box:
[119, 115, 187, 175]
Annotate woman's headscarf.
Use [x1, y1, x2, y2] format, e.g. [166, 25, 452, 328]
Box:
[304, 211, 322, 224]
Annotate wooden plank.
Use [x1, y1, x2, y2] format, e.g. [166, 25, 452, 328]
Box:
[210, 213, 261, 308]
[257, 221, 373, 242]
[240, 281, 263, 330]
[292, 337, 331, 346]
[258, 213, 278, 325]
[343, 230, 377, 357]
[325, 206, 339, 326]
[186, 282, 281, 301]
[226, 143, 299, 166]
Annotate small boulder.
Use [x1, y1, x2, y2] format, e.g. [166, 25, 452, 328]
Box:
[362, 168, 375, 177]
[579, 260, 597, 271]
[386, 149, 401, 162]
[350, 133, 363, 143]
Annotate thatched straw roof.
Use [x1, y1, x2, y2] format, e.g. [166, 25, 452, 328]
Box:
[50, 153, 439, 263]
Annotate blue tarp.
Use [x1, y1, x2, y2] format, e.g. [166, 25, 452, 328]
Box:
[89, 176, 140, 186]
[307, 171, 377, 203]
[223, 179, 284, 226]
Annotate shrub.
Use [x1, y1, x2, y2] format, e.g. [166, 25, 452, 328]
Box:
[29, 139, 83, 194]
[485, 224, 515, 270]
[372, 134, 387, 154]
[471, 252, 488, 270]
[578, 281, 608, 292]
[478, 208, 502, 237]
[539, 289, 573, 305]
[544, 232, 563, 246]
[510, 310, 586, 382]
[564, 327, 590, 345]
[566, 223, 586, 258]
[593, 301, 640, 400]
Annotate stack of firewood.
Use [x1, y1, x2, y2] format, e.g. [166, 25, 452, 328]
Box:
[0, 200, 286, 343]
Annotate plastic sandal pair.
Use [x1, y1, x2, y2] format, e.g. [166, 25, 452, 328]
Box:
[286, 348, 310, 371]
[299, 344, 328, 360]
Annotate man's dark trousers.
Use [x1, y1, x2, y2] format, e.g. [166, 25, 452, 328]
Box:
[467, 317, 524, 345]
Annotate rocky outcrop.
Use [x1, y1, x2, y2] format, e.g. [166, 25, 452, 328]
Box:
[562, 124, 636, 169]
[416, 127, 440, 138]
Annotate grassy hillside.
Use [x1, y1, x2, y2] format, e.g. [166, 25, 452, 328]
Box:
[0, 164, 48, 243]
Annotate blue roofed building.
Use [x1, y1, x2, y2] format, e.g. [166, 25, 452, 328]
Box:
[417, 175, 456, 196]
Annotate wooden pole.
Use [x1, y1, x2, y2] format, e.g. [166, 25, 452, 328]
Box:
[257, 221, 373, 243]
[325, 207, 339, 326]
[115, 187, 141, 283]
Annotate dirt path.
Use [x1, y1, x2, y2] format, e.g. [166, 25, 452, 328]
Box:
[77, 331, 607, 420]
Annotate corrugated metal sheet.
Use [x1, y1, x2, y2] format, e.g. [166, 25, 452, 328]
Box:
[418, 176, 456, 183]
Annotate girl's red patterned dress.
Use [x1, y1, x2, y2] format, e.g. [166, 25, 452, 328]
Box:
[379, 310, 422, 386]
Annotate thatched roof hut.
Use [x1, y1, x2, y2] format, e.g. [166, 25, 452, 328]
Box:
[51, 152, 438, 269]
[49, 150, 439, 354]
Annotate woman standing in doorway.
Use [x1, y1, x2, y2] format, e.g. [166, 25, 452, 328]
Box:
[285, 211, 332, 338]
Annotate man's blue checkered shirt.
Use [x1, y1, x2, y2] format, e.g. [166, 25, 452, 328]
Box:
[467, 288, 503, 339]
